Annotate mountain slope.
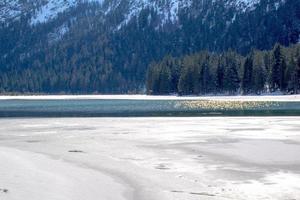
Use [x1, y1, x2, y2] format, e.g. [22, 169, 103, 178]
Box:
[0, 0, 299, 93]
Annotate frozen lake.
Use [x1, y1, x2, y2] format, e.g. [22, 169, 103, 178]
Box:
[0, 117, 300, 200]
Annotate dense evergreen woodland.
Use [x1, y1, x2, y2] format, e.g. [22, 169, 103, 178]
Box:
[146, 44, 300, 95]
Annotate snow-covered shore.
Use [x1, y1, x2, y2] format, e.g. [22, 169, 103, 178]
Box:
[0, 94, 300, 101]
[0, 117, 300, 200]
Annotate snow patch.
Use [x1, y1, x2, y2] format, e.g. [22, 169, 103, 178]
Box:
[0, 0, 104, 25]
[114, 0, 192, 30]
[48, 23, 69, 43]
[227, 0, 260, 12]
[0, 0, 22, 23]
[30, 0, 104, 25]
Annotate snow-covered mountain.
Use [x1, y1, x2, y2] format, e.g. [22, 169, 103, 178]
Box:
[0, 0, 297, 51]
[0, 0, 263, 26]
[0, 0, 288, 29]
[0, 0, 299, 93]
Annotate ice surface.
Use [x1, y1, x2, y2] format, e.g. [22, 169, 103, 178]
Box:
[0, 117, 300, 200]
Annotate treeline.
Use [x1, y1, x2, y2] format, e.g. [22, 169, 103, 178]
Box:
[146, 44, 300, 95]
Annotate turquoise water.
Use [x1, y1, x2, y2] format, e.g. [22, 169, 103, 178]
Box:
[0, 99, 300, 117]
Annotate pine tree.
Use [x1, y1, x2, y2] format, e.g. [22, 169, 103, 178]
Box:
[158, 64, 172, 94]
[286, 54, 296, 94]
[146, 63, 159, 95]
[280, 59, 287, 92]
[242, 56, 253, 94]
[224, 57, 240, 94]
[170, 58, 181, 94]
[253, 65, 266, 94]
[178, 66, 194, 95]
[296, 57, 300, 94]
[216, 59, 225, 93]
[271, 44, 286, 92]
[199, 60, 211, 94]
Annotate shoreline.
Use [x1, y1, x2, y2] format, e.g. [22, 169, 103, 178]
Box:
[0, 94, 300, 101]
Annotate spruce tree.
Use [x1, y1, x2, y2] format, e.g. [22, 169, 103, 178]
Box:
[158, 64, 172, 94]
[170, 59, 181, 94]
[216, 60, 225, 93]
[297, 57, 300, 93]
[253, 65, 266, 94]
[146, 64, 154, 94]
[242, 56, 253, 94]
[178, 66, 194, 95]
[271, 44, 285, 92]
[224, 58, 240, 94]
[200, 60, 212, 94]
[280, 59, 287, 92]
